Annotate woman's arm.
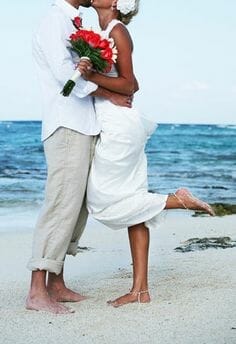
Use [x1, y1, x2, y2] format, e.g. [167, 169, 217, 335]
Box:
[84, 24, 137, 95]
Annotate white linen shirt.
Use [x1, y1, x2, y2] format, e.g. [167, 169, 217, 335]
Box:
[33, 0, 101, 141]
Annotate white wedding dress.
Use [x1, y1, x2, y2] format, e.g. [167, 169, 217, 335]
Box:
[86, 20, 168, 230]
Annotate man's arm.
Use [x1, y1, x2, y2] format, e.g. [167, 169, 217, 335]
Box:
[92, 87, 132, 108]
[35, 12, 97, 98]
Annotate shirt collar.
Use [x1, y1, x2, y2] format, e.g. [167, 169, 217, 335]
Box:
[53, 0, 79, 19]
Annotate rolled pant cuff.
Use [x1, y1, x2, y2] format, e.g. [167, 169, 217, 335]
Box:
[27, 258, 64, 275]
[67, 242, 78, 256]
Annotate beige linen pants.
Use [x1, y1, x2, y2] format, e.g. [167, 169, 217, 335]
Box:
[27, 127, 95, 275]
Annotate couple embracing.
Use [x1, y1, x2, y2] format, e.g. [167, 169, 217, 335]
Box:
[26, 0, 214, 314]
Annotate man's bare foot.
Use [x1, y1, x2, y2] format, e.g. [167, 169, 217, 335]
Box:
[26, 292, 74, 314]
[107, 290, 151, 308]
[175, 188, 215, 216]
[47, 285, 87, 303]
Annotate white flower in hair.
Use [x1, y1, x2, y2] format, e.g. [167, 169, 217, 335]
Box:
[117, 0, 136, 15]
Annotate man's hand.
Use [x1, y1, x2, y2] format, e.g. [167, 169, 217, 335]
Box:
[92, 87, 133, 108]
[110, 93, 133, 108]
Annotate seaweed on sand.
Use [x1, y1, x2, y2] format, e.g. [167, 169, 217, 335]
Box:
[175, 237, 236, 252]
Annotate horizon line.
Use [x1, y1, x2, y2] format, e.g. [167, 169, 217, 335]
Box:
[1, 120, 236, 126]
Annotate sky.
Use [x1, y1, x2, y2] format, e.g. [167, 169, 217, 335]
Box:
[0, 0, 235, 124]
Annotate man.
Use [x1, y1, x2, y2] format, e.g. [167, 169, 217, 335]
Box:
[26, 0, 131, 314]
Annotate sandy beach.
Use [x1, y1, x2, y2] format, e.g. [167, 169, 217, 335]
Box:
[0, 210, 236, 344]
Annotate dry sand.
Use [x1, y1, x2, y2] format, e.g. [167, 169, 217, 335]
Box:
[0, 211, 236, 344]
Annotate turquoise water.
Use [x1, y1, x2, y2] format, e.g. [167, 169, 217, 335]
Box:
[0, 121, 235, 209]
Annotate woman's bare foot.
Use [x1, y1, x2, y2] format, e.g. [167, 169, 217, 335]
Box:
[26, 292, 74, 314]
[107, 290, 151, 308]
[175, 188, 215, 216]
[47, 285, 87, 303]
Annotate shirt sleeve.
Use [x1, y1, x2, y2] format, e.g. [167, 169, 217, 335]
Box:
[36, 12, 98, 98]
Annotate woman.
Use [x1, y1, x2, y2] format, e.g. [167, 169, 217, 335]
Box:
[79, 0, 214, 307]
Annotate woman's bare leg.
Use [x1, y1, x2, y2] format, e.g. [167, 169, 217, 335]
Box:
[108, 188, 214, 308]
[108, 223, 151, 307]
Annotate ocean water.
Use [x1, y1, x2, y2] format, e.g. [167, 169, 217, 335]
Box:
[0, 121, 235, 211]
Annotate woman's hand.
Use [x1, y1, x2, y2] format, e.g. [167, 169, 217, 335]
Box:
[76, 59, 93, 76]
[82, 69, 94, 81]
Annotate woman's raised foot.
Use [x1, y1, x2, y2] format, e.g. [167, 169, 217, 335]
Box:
[175, 188, 215, 216]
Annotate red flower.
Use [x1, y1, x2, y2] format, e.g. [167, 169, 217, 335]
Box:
[70, 33, 77, 41]
[79, 30, 93, 42]
[100, 48, 113, 61]
[70, 30, 82, 41]
[98, 39, 110, 49]
[87, 33, 101, 48]
[70, 31, 112, 52]
[74, 30, 103, 49]
[72, 16, 82, 29]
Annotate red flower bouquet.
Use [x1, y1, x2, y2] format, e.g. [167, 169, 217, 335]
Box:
[61, 17, 118, 97]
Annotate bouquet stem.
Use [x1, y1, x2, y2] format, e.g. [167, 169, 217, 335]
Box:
[61, 57, 90, 97]
[61, 70, 81, 97]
